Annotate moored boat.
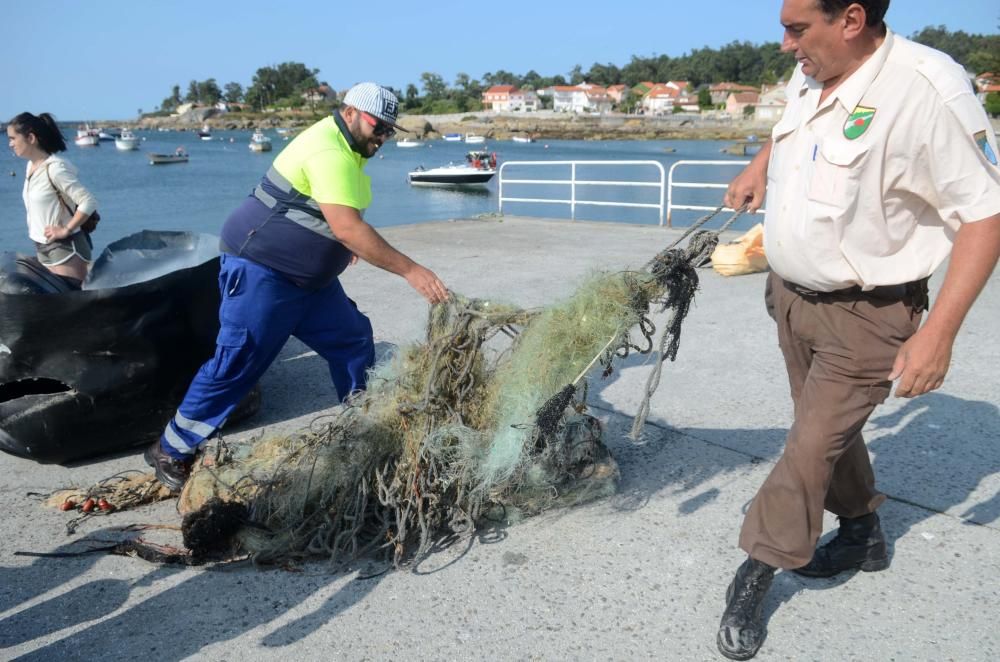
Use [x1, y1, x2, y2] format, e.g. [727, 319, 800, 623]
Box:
[248, 129, 272, 152]
[442, 133, 462, 142]
[74, 134, 99, 147]
[511, 134, 534, 143]
[396, 138, 424, 148]
[408, 150, 498, 187]
[75, 124, 100, 147]
[464, 134, 486, 144]
[114, 129, 141, 151]
[148, 149, 189, 165]
[197, 124, 212, 140]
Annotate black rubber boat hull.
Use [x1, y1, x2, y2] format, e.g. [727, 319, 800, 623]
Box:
[0, 231, 257, 464]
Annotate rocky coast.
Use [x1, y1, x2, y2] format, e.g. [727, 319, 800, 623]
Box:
[131, 107, 776, 141]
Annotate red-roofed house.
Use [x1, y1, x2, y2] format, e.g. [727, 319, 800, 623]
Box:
[607, 84, 629, 104]
[640, 81, 691, 115]
[482, 85, 516, 110]
[631, 81, 656, 97]
[726, 92, 760, 116]
[709, 82, 759, 105]
[482, 85, 540, 112]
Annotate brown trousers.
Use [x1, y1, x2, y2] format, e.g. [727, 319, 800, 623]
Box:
[739, 272, 925, 569]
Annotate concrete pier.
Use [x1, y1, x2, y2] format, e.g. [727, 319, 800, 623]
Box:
[2, 216, 998, 660]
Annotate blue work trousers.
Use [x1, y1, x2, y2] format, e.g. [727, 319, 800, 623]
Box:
[160, 254, 374, 458]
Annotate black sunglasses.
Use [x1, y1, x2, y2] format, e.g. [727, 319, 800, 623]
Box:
[360, 111, 396, 137]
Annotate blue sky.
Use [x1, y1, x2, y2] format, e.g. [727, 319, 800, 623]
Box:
[3, 0, 997, 120]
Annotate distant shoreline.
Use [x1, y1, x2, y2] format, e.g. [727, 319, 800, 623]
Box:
[84, 110, 776, 142]
[76, 111, 1000, 142]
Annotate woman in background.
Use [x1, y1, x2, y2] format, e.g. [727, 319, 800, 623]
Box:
[7, 112, 97, 286]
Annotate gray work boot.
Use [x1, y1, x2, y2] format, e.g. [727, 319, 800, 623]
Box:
[717, 557, 775, 660]
[793, 512, 889, 578]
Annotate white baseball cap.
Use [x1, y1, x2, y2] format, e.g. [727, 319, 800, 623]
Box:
[342, 82, 408, 132]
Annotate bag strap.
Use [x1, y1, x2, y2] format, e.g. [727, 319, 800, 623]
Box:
[44, 163, 77, 216]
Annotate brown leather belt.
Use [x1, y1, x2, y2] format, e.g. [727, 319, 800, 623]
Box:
[784, 277, 929, 313]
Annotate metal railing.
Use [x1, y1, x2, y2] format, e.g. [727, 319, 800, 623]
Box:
[667, 160, 764, 226]
[498, 160, 666, 225]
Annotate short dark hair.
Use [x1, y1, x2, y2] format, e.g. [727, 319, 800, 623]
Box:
[7, 112, 67, 154]
[816, 0, 889, 27]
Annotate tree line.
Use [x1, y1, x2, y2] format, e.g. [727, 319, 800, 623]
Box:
[150, 26, 999, 116]
[157, 62, 322, 113]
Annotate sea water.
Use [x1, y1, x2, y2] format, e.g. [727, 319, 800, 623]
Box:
[0, 129, 754, 256]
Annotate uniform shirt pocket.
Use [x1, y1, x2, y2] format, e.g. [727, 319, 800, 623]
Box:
[808, 140, 872, 209]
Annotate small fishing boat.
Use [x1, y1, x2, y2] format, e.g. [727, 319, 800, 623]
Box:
[511, 134, 534, 143]
[396, 138, 424, 148]
[75, 125, 100, 147]
[464, 134, 486, 144]
[98, 128, 121, 141]
[148, 149, 189, 165]
[248, 129, 272, 152]
[115, 129, 141, 151]
[197, 124, 212, 141]
[442, 133, 462, 142]
[408, 150, 497, 187]
[74, 134, 99, 147]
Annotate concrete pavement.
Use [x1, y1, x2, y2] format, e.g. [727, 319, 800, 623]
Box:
[2, 216, 997, 661]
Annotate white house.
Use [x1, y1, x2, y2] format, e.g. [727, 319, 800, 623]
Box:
[551, 84, 612, 113]
[640, 81, 691, 115]
[754, 82, 787, 122]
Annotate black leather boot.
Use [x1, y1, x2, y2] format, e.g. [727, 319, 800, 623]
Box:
[793, 512, 889, 578]
[717, 557, 775, 660]
[144, 441, 194, 492]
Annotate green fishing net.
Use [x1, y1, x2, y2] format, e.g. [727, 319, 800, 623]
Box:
[177, 244, 701, 566]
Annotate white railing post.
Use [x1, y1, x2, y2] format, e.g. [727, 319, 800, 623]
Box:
[498, 162, 506, 215]
[570, 162, 577, 220]
[658, 163, 666, 227]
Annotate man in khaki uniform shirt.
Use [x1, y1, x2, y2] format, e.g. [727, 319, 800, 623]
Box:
[715, 1, 1000, 659]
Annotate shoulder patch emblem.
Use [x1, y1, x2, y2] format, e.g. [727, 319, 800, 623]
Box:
[844, 106, 876, 140]
[974, 130, 998, 166]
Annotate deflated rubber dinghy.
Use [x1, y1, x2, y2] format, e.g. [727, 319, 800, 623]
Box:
[0, 230, 254, 463]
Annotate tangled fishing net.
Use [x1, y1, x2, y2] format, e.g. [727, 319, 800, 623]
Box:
[169, 235, 708, 566]
[48, 210, 745, 566]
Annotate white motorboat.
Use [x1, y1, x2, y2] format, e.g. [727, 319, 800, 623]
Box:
[442, 133, 462, 142]
[408, 150, 497, 187]
[197, 124, 212, 140]
[464, 134, 486, 144]
[148, 150, 189, 165]
[511, 135, 535, 143]
[74, 134, 99, 147]
[75, 124, 100, 147]
[249, 129, 272, 152]
[98, 128, 121, 141]
[396, 138, 424, 148]
[115, 129, 141, 151]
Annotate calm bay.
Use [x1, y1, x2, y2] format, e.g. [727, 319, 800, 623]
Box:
[1, 128, 756, 256]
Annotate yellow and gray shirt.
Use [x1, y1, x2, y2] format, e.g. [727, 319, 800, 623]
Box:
[764, 30, 1000, 291]
[220, 113, 371, 289]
